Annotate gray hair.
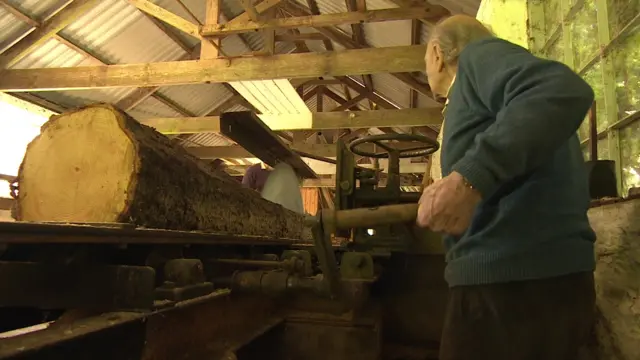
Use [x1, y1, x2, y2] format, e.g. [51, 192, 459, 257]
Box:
[429, 15, 494, 65]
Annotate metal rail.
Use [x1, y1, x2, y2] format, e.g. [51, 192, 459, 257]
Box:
[0, 221, 301, 246]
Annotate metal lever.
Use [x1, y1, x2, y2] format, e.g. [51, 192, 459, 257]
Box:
[322, 203, 419, 233]
[305, 203, 419, 300]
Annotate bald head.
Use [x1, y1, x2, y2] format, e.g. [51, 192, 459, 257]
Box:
[424, 15, 494, 97]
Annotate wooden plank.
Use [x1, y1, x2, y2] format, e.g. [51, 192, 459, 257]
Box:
[337, 76, 399, 109]
[331, 93, 367, 111]
[231, 0, 282, 23]
[387, 0, 449, 26]
[201, 0, 221, 59]
[141, 108, 441, 133]
[324, 88, 361, 111]
[202, 7, 437, 37]
[0, 45, 426, 92]
[237, 0, 260, 21]
[127, 0, 200, 37]
[0, 0, 101, 69]
[275, 32, 327, 42]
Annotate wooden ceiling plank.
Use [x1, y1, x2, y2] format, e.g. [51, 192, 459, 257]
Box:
[0, 45, 426, 91]
[141, 108, 442, 133]
[202, 7, 437, 37]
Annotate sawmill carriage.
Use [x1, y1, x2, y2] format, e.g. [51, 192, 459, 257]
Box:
[0, 106, 447, 359]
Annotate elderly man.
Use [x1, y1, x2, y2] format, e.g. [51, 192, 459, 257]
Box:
[417, 15, 596, 360]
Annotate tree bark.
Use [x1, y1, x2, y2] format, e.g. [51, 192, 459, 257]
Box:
[15, 104, 309, 240]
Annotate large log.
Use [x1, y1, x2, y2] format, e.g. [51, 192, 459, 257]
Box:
[14, 104, 309, 240]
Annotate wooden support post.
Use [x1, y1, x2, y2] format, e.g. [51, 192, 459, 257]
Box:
[316, 86, 324, 112]
[202, 0, 221, 59]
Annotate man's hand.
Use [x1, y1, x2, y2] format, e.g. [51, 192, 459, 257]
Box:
[416, 171, 482, 236]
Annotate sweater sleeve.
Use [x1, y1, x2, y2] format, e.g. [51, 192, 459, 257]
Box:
[451, 40, 594, 198]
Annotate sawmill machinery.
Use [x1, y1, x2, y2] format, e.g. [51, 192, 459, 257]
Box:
[0, 112, 446, 360]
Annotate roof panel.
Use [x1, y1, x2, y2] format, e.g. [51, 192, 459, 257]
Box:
[33, 88, 137, 110]
[10, 37, 90, 69]
[59, 0, 187, 65]
[182, 132, 234, 147]
[0, 8, 31, 53]
[363, 20, 412, 48]
[4, 0, 70, 20]
[156, 84, 233, 116]
[371, 73, 411, 108]
[128, 96, 185, 120]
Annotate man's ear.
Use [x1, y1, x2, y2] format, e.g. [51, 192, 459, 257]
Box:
[434, 44, 445, 72]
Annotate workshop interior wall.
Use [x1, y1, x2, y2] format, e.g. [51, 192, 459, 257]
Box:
[526, 0, 640, 196]
[587, 198, 640, 360]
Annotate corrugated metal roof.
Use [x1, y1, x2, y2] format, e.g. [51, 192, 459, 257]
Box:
[182, 132, 234, 147]
[0, 0, 480, 152]
[5, 0, 70, 20]
[157, 84, 232, 116]
[0, 7, 31, 54]
[128, 96, 185, 119]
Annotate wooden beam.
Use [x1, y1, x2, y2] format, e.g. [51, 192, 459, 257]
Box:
[201, 0, 221, 59]
[281, 2, 439, 103]
[331, 93, 367, 111]
[387, 0, 449, 26]
[305, 0, 334, 51]
[232, 0, 282, 23]
[337, 76, 399, 109]
[188, 141, 428, 159]
[410, 19, 421, 109]
[323, 88, 361, 111]
[202, 7, 436, 37]
[143, 13, 193, 53]
[275, 32, 327, 42]
[128, 0, 200, 37]
[316, 86, 324, 112]
[0, 0, 101, 69]
[237, 0, 260, 21]
[0, 45, 425, 92]
[141, 108, 442, 133]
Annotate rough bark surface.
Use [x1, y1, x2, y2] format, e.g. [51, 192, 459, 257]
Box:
[16, 104, 310, 240]
[588, 199, 640, 360]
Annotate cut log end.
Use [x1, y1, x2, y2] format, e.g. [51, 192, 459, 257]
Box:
[18, 106, 137, 222]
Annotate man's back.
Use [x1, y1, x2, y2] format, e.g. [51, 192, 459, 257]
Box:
[441, 38, 596, 286]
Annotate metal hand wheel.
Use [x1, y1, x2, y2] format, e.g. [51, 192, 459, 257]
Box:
[348, 133, 439, 159]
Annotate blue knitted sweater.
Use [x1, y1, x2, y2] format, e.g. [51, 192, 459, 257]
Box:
[441, 38, 596, 286]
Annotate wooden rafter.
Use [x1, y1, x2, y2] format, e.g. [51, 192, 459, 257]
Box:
[305, 0, 333, 51]
[345, 0, 374, 110]
[237, 0, 260, 21]
[336, 76, 399, 110]
[0, 46, 425, 92]
[128, 0, 200, 37]
[410, 19, 422, 108]
[275, 32, 327, 42]
[281, 1, 440, 105]
[140, 108, 441, 133]
[201, 0, 221, 59]
[323, 88, 361, 111]
[331, 93, 367, 111]
[201, 7, 439, 37]
[387, 0, 449, 27]
[0, 0, 101, 69]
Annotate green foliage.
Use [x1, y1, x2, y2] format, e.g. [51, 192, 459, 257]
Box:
[612, 29, 640, 119]
[583, 61, 608, 132]
[620, 121, 640, 192]
[570, 1, 599, 70]
[544, 0, 562, 37]
[544, 37, 565, 62]
[608, 0, 640, 35]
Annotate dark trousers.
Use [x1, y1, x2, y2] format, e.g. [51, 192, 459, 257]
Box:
[439, 272, 595, 360]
